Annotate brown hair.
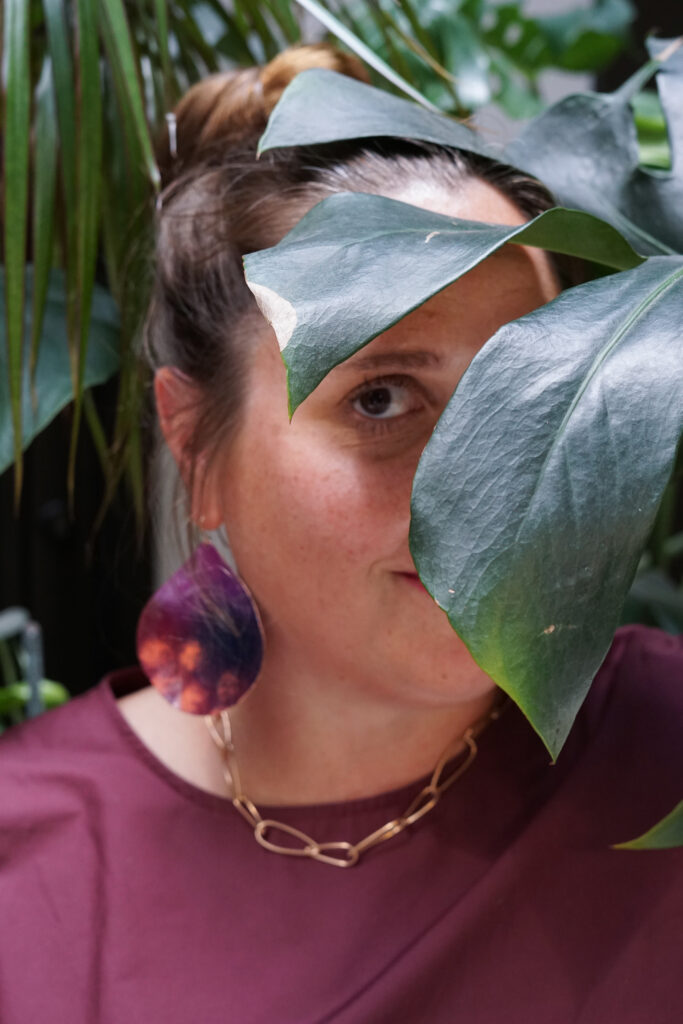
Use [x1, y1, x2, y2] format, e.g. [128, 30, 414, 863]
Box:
[145, 44, 563, 506]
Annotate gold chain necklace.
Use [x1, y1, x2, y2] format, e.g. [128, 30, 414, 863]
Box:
[204, 696, 506, 868]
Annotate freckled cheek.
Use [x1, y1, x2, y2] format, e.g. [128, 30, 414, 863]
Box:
[226, 447, 409, 577]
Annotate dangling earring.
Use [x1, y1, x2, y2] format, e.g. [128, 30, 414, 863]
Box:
[137, 543, 264, 714]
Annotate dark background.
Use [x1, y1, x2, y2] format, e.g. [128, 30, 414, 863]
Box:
[0, 0, 680, 697]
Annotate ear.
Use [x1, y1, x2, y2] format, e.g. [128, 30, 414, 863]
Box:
[154, 367, 224, 530]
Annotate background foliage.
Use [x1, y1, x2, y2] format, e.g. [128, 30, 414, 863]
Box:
[2, 0, 637, 520]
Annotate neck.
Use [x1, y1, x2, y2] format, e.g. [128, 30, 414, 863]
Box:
[224, 651, 498, 806]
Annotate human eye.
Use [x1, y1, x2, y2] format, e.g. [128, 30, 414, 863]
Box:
[349, 375, 425, 424]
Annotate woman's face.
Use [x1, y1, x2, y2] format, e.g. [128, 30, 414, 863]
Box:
[200, 177, 559, 708]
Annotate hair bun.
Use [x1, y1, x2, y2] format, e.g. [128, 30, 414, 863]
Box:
[158, 43, 370, 183]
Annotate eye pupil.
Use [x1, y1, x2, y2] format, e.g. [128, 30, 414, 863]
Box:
[360, 387, 392, 416]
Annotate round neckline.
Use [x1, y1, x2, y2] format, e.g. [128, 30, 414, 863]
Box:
[97, 669, 515, 820]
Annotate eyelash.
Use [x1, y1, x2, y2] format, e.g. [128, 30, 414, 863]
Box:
[346, 375, 427, 436]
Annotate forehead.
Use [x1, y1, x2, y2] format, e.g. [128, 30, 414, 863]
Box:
[336, 176, 558, 371]
[339, 242, 557, 376]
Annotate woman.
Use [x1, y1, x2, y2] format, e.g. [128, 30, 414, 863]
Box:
[0, 44, 681, 1024]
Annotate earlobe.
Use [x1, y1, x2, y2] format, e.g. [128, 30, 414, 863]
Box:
[154, 366, 225, 530]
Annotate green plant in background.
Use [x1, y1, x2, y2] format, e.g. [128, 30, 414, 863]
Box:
[243, 40, 683, 844]
[0, 608, 69, 733]
[1, 0, 636, 520]
[343, 0, 634, 117]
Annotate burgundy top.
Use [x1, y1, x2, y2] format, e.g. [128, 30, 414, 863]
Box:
[0, 625, 681, 1023]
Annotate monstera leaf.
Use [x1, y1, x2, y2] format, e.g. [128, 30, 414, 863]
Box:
[410, 255, 683, 757]
[260, 41, 683, 257]
[0, 269, 120, 475]
[505, 38, 683, 255]
[258, 66, 494, 157]
[245, 195, 642, 412]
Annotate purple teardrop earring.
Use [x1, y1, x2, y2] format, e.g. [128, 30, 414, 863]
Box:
[137, 543, 264, 714]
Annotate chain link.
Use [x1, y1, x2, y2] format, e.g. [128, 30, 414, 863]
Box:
[205, 697, 506, 867]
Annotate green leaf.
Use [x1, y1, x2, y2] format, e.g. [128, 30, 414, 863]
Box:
[30, 57, 59, 383]
[70, 0, 104, 493]
[43, 0, 78, 199]
[2, 0, 32, 497]
[537, 0, 633, 72]
[291, 0, 439, 110]
[152, 0, 174, 103]
[615, 800, 683, 850]
[0, 269, 120, 476]
[505, 38, 683, 256]
[0, 680, 70, 715]
[244, 193, 642, 413]
[410, 256, 683, 758]
[259, 67, 491, 156]
[99, 0, 161, 189]
[632, 90, 671, 170]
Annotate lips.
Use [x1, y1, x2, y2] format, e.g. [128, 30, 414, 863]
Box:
[396, 572, 428, 593]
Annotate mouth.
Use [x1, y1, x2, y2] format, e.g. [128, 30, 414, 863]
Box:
[395, 572, 429, 593]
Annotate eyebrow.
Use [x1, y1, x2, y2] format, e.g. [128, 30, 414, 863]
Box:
[338, 350, 443, 372]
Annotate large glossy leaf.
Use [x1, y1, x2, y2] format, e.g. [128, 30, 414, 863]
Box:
[505, 38, 683, 256]
[615, 800, 683, 850]
[244, 193, 642, 413]
[258, 67, 492, 157]
[0, 270, 120, 476]
[410, 256, 683, 758]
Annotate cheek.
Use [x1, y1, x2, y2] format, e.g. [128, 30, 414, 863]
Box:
[222, 432, 413, 598]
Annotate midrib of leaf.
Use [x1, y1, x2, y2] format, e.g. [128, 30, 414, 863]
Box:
[511, 263, 683, 549]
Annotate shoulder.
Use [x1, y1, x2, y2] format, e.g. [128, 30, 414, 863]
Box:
[0, 668, 147, 809]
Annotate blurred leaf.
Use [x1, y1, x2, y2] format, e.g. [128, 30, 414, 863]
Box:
[152, 0, 174, 104]
[0, 270, 120, 476]
[0, 680, 70, 716]
[622, 569, 683, 634]
[615, 800, 683, 849]
[244, 194, 642, 412]
[537, 0, 633, 72]
[43, 0, 79, 355]
[410, 256, 683, 757]
[100, 0, 161, 189]
[69, 0, 104, 495]
[3, 0, 32, 498]
[262, 0, 301, 45]
[30, 57, 58, 384]
[341, 0, 635, 117]
[292, 0, 438, 108]
[632, 90, 671, 170]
